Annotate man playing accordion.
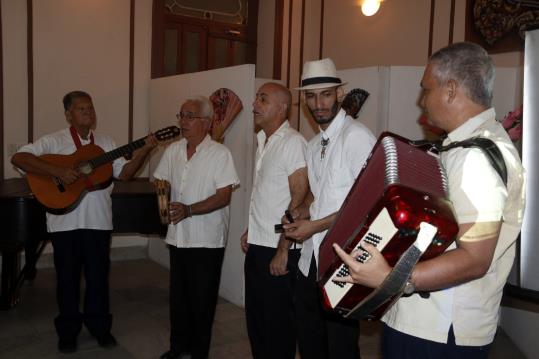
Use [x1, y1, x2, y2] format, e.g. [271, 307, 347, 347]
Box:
[333, 42, 525, 359]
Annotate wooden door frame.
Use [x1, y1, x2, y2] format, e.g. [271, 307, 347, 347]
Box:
[181, 23, 208, 73]
[151, 0, 258, 78]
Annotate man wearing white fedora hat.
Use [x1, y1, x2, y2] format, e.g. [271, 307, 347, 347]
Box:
[283, 58, 376, 359]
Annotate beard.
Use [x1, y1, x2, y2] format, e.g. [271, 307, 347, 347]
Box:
[309, 101, 341, 125]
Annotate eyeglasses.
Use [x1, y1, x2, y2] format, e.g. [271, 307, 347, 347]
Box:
[176, 112, 205, 121]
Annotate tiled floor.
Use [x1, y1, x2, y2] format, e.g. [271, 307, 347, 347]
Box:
[0, 258, 527, 358]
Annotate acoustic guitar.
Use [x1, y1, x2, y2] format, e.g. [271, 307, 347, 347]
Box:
[26, 126, 181, 214]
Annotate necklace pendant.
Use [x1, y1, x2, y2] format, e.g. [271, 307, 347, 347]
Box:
[320, 137, 329, 161]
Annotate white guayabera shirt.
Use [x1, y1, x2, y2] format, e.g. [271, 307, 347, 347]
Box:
[298, 109, 376, 276]
[247, 120, 307, 248]
[153, 135, 239, 248]
[17, 128, 127, 232]
[383, 108, 526, 346]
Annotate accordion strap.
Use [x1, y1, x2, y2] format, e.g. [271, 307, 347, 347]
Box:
[439, 137, 507, 187]
[412, 137, 507, 187]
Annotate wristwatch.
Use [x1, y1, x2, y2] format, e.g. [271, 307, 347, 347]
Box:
[403, 280, 415, 296]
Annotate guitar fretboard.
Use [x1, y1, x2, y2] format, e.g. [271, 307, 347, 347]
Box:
[89, 138, 146, 169]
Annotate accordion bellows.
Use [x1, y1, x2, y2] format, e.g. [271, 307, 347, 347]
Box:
[318, 132, 458, 320]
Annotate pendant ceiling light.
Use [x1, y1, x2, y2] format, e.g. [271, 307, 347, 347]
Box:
[361, 0, 382, 16]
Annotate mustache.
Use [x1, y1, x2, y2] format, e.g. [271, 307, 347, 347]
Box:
[309, 102, 340, 124]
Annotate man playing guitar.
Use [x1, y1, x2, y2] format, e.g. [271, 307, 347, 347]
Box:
[11, 90, 157, 353]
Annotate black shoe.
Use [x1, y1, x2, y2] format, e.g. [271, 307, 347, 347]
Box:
[58, 338, 77, 353]
[96, 333, 117, 348]
[160, 350, 183, 359]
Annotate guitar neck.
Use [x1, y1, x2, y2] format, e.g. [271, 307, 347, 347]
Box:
[90, 137, 146, 168]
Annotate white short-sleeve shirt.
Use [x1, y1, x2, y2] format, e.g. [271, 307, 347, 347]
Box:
[382, 108, 526, 346]
[298, 109, 376, 276]
[247, 121, 307, 248]
[153, 135, 240, 248]
[16, 127, 127, 232]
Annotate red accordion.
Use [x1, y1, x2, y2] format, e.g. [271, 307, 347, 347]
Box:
[318, 132, 458, 320]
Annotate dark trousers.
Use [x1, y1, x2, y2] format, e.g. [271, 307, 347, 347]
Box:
[169, 246, 225, 359]
[50, 229, 112, 341]
[295, 256, 360, 359]
[381, 323, 493, 359]
[244, 244, 300, 359]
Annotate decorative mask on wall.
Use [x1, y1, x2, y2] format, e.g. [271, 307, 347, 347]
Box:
[210, 88, 243, 142]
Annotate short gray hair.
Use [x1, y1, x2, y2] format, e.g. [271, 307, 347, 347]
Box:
[63, 90, 91, 111]
[429, 42, 494, 108]
[186, 95, 214, 119]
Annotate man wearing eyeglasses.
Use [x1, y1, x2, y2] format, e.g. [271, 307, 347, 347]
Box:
[153, 96, 239, 359]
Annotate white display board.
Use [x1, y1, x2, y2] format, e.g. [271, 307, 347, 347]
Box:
[521, 29, 539, 291]
[299, 65, 521, 142]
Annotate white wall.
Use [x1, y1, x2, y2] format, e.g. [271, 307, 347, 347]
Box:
[3, 0, 154, 178]
[2, 0, 28, 178]
[33, 0, 130, 140]
[2, 0, 155, 253]
[133, 0, 155, 177]
[148, 64, 258, 307]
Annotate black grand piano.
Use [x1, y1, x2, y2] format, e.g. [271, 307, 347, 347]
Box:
[0, 178, 166, 309]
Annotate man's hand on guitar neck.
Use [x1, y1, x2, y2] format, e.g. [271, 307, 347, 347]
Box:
[118, 132, 158, 181]
[143, 133, 159, 150]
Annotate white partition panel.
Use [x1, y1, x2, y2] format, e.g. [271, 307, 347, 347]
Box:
[338, 66, 388, 137]
[149, 65, 257, 306]
[521, 29, 539, 291]
[500, 28, 537, 359]
[337, 66, 425, 140]
[336, 66, 521, 142]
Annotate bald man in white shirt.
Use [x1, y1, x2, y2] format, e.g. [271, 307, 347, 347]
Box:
[241, 82, 309, 359]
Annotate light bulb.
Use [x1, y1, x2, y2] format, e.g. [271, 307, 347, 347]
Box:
[361, 0, 381, 16]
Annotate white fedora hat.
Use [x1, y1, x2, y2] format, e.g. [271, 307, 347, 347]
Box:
[296, 58, 347, 90]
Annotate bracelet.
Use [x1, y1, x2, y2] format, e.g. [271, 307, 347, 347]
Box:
[186, 205, 192, 218]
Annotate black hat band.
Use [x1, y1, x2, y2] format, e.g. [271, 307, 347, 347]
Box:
[301, 76, 342, 87]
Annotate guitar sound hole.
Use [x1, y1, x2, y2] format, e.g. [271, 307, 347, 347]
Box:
[78, 162, 93, 175]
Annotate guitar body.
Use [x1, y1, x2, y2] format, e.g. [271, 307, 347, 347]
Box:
[23, 125, 181, 214]
[26, 144, 113, 214]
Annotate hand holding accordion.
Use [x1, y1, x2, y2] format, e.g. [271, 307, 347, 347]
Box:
[318, 132, 459, 320]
